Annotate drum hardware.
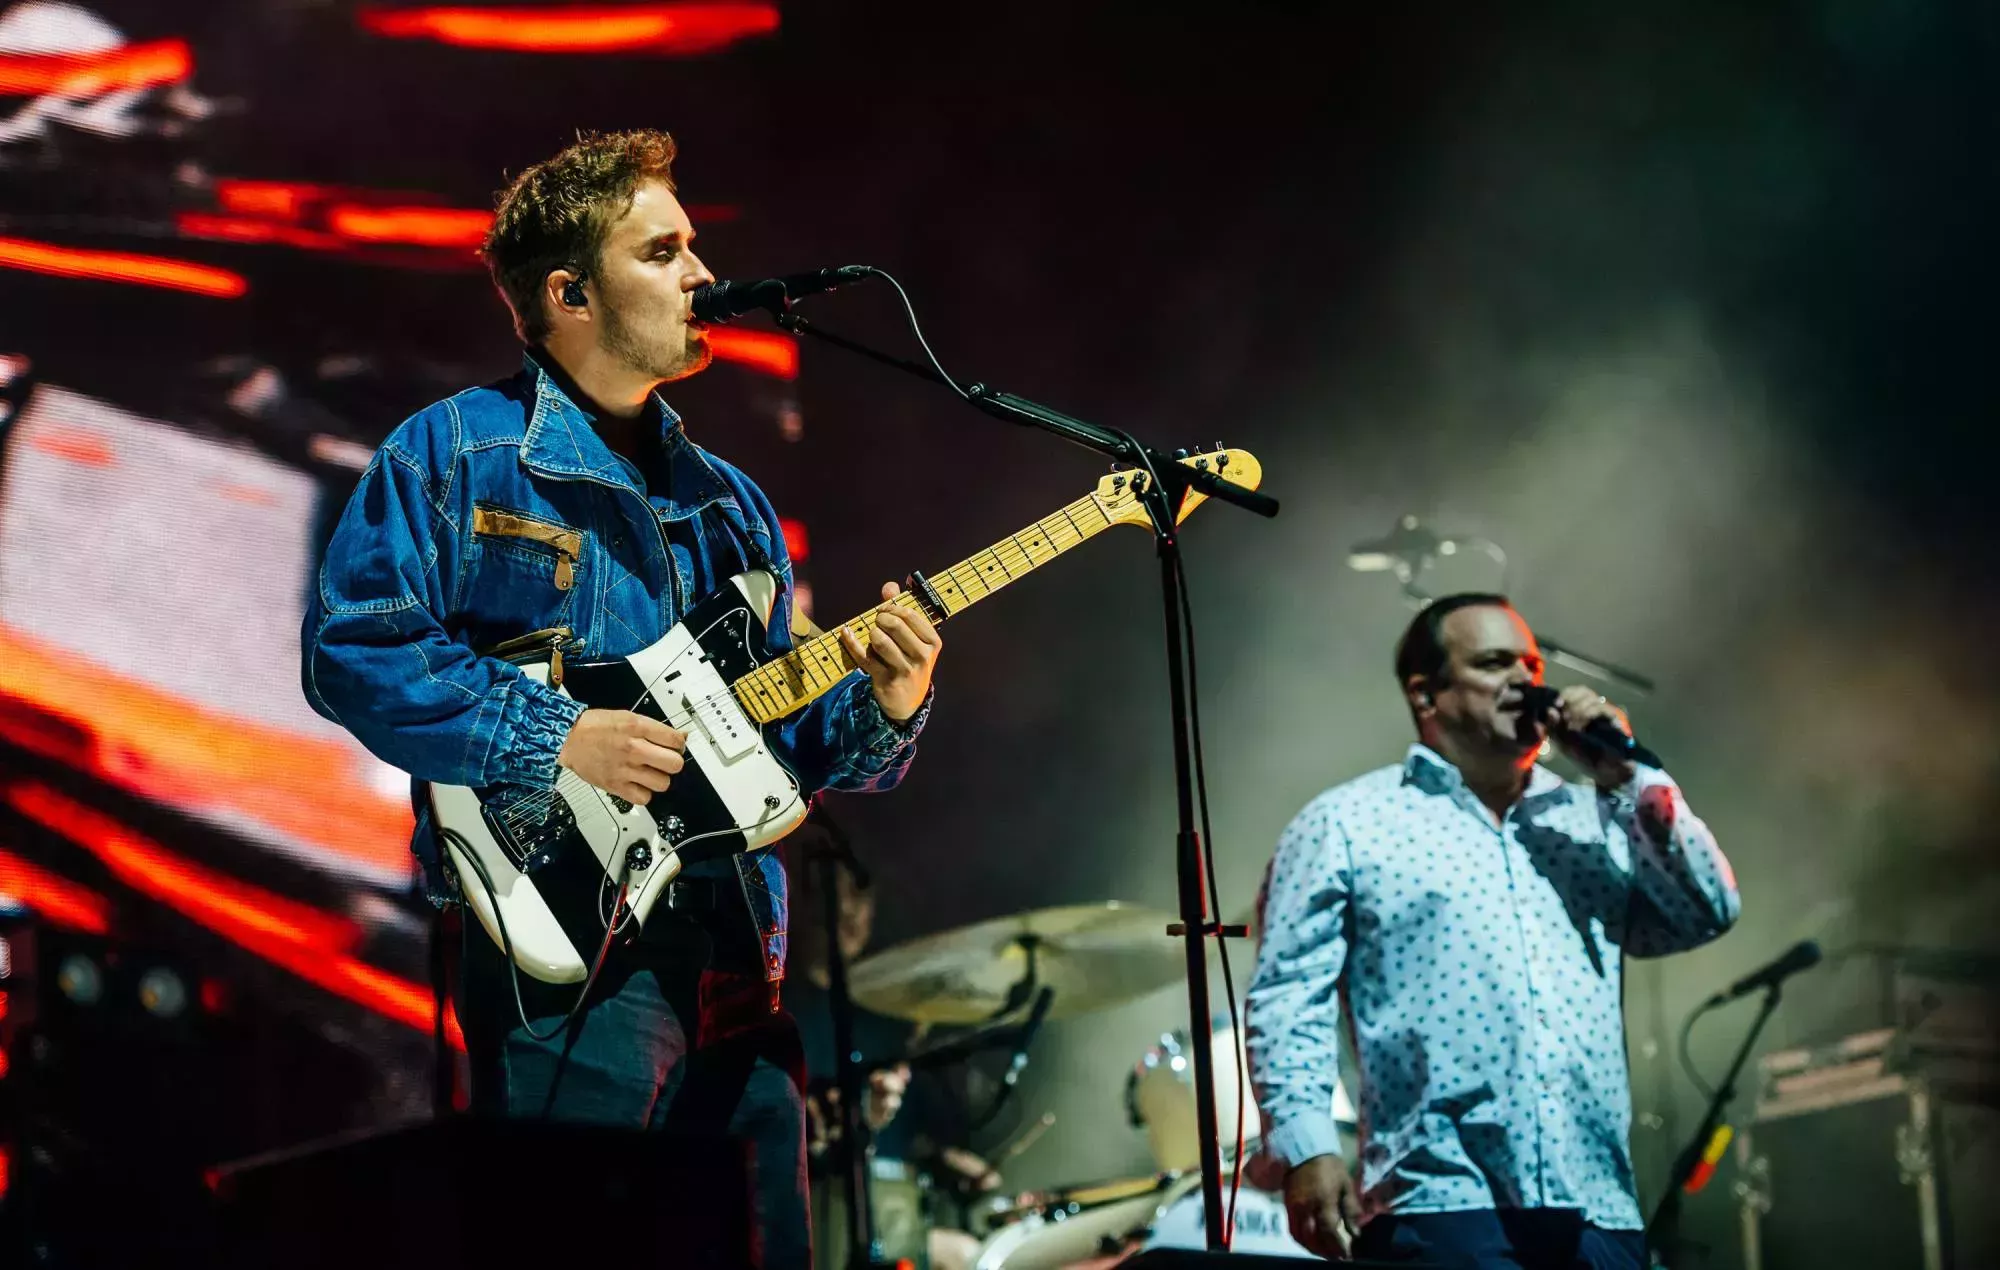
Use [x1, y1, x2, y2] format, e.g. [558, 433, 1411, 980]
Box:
[802, 809, 893, 1270]
[847, 902, 1192, 1024]
[819, 903, 1305, 1267]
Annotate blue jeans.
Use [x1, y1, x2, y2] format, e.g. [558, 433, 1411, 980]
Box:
[1354, 1208, 1647, 1270]
[456, 917, 811, 1268]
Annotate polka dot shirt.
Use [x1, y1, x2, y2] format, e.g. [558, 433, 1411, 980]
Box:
[1244, 744, 1739, 1230]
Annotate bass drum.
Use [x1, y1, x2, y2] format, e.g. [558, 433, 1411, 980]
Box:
[1126, 1024, 1359, 1172]
[1126, 1026, 1259, 1172]
[1140, 1168, 1312, 1258]
[971, 1174, 1178, 1270]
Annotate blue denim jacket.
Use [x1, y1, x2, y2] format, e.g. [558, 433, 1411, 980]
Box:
[302, 353, 926, 983]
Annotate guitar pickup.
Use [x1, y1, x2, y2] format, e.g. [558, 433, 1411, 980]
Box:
[681, 692, 758, 762]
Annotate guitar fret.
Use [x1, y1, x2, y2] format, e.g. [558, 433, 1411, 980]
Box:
[729, 476, 1180, 725]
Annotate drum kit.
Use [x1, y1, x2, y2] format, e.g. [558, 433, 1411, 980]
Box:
[824, 901, 1360, 1269]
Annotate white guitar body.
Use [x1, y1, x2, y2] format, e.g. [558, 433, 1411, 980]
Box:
[431, 570, 808, 983]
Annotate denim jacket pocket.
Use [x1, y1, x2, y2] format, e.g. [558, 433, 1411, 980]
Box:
[461, 503, 588, 640]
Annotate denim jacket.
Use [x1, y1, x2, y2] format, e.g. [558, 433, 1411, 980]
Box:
[302, 353, 927, 984]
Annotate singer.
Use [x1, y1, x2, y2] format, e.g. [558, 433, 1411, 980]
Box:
[301, 130, 942, 1267]
[1245, 593, 1737, 1268]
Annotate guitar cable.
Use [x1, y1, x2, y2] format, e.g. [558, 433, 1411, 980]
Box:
[438, 825, 631, 1046]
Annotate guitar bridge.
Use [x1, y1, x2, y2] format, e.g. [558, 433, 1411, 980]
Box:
[481, 796, 578, 873]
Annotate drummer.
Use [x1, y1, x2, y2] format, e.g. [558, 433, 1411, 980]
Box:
[783, 820, 999, 1270]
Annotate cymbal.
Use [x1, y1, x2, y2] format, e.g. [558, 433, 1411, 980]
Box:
[847, 901, 1187, 1024]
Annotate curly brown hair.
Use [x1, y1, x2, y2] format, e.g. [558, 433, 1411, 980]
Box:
[481, 129, 679, 344]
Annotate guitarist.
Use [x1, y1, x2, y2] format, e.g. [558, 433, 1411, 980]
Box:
[301, 129, 942, 1267]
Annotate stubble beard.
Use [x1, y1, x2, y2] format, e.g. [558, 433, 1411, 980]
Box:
[600, 300, 708, 383]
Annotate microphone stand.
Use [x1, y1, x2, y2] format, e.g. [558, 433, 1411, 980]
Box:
[771, 306, 1276, 1249]
[1647, 985, 1785, 1267]
[805, 828, 889, 1270]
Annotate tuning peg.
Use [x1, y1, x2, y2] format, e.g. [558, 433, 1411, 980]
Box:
[1172, 448, 1190, 459]
[1213, 442, 1224, 451]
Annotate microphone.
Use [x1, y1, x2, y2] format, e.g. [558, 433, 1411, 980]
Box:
[1706, 941, 1822, 1006]
[1347, 514, 1454, 574]
[691, 265, 873, 326]
[1003, 986, 1057, 1088]
[1515, 684, 1664, 769]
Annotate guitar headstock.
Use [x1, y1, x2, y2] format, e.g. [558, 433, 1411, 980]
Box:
[1094, 448, 1263, 529]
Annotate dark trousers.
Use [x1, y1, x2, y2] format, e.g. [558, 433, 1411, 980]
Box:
[455, 915, 811, 1269]
[1354, 1208, 1647, 1270]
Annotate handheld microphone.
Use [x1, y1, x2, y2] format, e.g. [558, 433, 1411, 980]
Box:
[1706, 941, 1822, 1006]
[1003, 986, 1057, 1087]
[1515, 683, 1664, 769]
[691, 265, 873, 326]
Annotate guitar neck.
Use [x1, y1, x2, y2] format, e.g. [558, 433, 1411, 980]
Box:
[734, 490, 1122, 725]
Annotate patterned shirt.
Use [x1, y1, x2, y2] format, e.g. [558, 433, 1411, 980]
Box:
[1245, 744, 1739, 1229]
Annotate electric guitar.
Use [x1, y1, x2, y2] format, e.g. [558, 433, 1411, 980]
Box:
[432, 448, 1261, 982]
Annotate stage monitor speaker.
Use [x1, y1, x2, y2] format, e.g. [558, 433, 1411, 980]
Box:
[209, 1115, 754, 1269]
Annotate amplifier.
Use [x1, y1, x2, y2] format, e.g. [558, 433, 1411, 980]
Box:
[1737, 1029, 1999, 1270]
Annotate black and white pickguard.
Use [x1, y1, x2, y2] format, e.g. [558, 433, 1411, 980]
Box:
[432, 571, 809, 983]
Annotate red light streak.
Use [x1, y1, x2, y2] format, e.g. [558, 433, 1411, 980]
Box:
[28, 429, 115, 468]
[327, 205, 492, 249]
[192, 180, 738, 261]
[10, 784, 355, 951]
[706, 327, 798, 379]
[0, 621, 416, 880]
[780, 517, 809, 563]
[359, 5, 778, 55]
[0, 38, 191, 96]
[6, 783, 462, 1048]
[214, 180, 330, 222]
[0, 237, 246, 298]
[0, 847, 112, 935]
[175, 213, 343, 252]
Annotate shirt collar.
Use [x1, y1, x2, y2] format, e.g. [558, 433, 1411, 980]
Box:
[518, 350, 689, 484]
[1401, 742, 1565, 801]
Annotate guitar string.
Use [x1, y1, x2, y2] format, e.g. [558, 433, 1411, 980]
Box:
[497, 513, 1112, 828]
[496, 539, 1068, 834]
[492, 496, 1128, 832]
